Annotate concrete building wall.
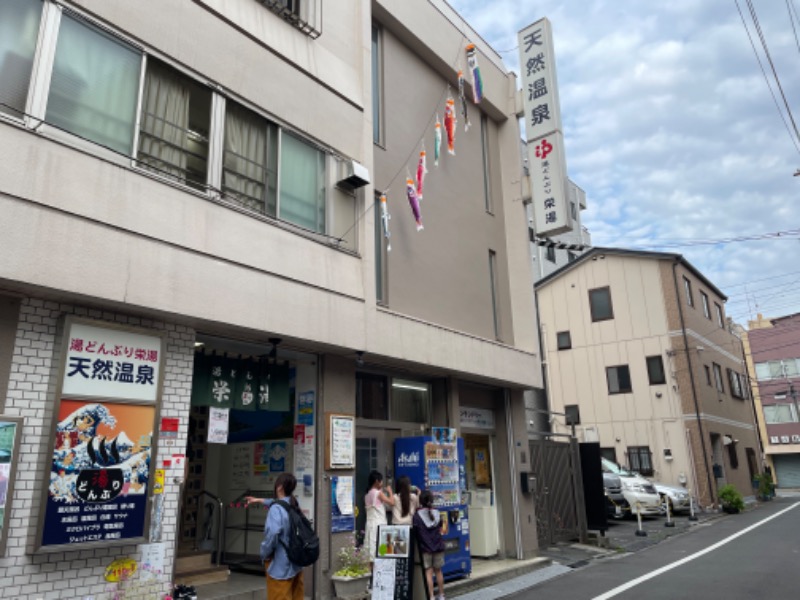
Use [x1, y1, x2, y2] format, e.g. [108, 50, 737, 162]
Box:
[0, 298, 193, 599]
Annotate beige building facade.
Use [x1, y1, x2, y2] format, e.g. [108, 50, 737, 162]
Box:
[0, 0, 541, 598]
[536, 248, 760, 508]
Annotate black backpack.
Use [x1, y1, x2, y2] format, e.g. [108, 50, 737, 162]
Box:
[275, 500, 320, 567]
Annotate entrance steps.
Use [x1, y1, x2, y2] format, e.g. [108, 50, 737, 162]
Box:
[174, 549, 230, 587]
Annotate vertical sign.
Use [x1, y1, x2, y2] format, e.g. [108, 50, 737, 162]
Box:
[518, 18, 572, 237]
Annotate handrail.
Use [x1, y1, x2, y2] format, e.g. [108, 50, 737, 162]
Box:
[193, 490, 224, 567]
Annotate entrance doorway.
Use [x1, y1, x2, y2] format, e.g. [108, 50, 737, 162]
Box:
[355, 427, 402, 539]
[463, 433, 500, 557]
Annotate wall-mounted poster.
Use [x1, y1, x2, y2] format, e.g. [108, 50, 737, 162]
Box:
[42, 399, 155, 547]
[0, 416, 23, 555]
[331, 476, 354, 532]
[327, 414, 355, 469]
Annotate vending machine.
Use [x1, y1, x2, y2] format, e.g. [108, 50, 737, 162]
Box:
[394, 434, 472, 581]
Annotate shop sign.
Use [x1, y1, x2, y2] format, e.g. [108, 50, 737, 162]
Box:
[63, 322, 161, 402]
[396, 451, 420, 468]
[518, 17, 572, 237]
[459, 407, 495, 430]
[42, 399, 155, 547]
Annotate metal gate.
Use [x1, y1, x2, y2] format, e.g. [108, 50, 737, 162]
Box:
[529, 437, 587, 547]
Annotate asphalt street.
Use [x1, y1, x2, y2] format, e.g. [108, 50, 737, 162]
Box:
[508, 497, 800, 600]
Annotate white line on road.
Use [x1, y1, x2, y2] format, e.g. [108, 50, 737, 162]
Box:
[592, 502, 800, 600]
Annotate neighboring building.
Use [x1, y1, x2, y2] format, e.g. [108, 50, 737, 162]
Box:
[0, 1, 541, 598]
[535, 248, 761, 508]
[743, 313, 800, 487]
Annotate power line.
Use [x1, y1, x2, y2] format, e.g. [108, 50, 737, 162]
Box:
[618, 228, 800, 250]
[787, 0, 800, 56]
[735, 0, 800, 155]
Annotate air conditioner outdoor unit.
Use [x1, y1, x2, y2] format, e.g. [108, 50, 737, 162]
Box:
[337, 159, 370, 190]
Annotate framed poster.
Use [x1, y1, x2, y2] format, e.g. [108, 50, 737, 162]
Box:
[0, 415, 23, 556]
[326, 414, 355, 469]
[36, 317, 165, 552]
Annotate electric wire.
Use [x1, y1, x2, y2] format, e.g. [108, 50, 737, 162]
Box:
[787, 0, 800, 57]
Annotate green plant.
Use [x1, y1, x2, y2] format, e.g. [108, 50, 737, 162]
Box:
[718, 484, 745, 512]
[333, 534, 370, 578]
[755, 472, 774, 500]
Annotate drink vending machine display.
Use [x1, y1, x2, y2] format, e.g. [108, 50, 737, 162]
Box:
[394, 436, 472, 581]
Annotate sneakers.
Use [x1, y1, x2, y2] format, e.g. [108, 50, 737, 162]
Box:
[172, 584, 197, 600]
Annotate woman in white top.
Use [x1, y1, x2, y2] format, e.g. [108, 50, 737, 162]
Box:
[364, 470, 394, 567]
[391, 476, 419, 526]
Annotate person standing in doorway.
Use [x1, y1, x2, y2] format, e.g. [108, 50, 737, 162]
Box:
[260, 473, 303, 600]
[391, 475, 419, 526]
[364, 470, 394, 568]
[413, 489, 446, 600]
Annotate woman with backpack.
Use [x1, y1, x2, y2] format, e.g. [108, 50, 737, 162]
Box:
[260, 473, 305, 600]
[364, 470, 395, 568]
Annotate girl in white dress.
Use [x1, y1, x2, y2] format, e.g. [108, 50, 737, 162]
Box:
[364, 470, 394, 567]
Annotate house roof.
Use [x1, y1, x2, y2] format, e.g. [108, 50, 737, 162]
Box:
[534, 246, 728, 301]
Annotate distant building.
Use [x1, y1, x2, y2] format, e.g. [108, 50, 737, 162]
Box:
[743, 313, 800, 487]
[535, 247, 761, 508]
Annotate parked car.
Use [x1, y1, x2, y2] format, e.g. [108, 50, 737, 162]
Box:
[651, 481, 692, 514]
[601, 457, 662, 517]
[603, 472, 629, 518]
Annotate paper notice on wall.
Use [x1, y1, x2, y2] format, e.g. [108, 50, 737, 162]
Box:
[231, 444, 251, 488]
[295, 428, 314, 470]
[140, 542, 165, 581]
[371, 558, 396, 600]
[335, 476, 354, 515]
[208, 407, 229, 444]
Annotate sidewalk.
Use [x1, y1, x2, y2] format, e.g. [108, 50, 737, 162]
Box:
[451, 508, 725, 599]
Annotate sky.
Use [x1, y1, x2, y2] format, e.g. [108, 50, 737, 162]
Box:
[448, 0, 800, 326]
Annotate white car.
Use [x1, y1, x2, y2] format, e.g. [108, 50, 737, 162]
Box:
[601, 458, 662, 517]
[651, 481, 693, 514]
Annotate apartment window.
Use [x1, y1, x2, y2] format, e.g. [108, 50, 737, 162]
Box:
[356, 373, 388, 420]
[606, 365, 632, 394]
[726, 436, 739, 469]
[47, 13, 142, 155]
[745, 448, 758, 481]
[138, 59, 211, 189]
[683, 276, 694, 307]
[0, 0, 43, 119]
[727, 369, 744, 399]
[374, 194, 386, 304]
[715, 302, 724, 327]
[546, 245, 556, 262]
[700, 291, 710, 319]
[371, 24, 382, 144]
[600, 447, 617, 464]
[570, 201, 577, 219]
[567, 251, 577, 263]
[489, 250, 501, 339]
[589, 287, 614, 322]
[627, 446, 653, 476]
[755, 359, 800, 381]
[712, 363, 724, 393]
[391, 379, 430, 424]
[704, 365, 712, 386]
[646, 355, 666, 385]
[763, 404, 799, 424]
[279, 132, 326, 232]
[556, 331, 572, 350]
[259, 0, 322, 39]
[480, 114, 493, 213]
[222, 101, 279, 215]
[564, 404, 580, 425]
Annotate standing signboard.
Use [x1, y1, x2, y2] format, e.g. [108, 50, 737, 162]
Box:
[37, 317, 164, 550]
[518, 18, 572, 237]
[371, 524, 413, 600]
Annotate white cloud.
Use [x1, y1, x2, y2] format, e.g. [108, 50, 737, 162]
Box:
[450, 0, 800, 323]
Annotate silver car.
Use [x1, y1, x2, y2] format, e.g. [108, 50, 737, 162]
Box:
[651, 481, 692, 514]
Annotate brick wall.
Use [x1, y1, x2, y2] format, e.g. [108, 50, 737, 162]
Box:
[0, 297, 194, 599]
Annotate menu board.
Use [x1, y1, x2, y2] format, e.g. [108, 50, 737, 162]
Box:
[326, 414, 355, 469]
[371, 525, 413, 600]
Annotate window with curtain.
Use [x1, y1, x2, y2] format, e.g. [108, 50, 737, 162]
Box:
[138, 59, 211, 188]
[627, 446, 653, 476]
[0, 0, 42, 119]
[279, 132, 326, 232]
[46, 13, 141, 155]
[222, 101, 278, 216]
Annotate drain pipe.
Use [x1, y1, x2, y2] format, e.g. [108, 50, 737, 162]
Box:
[505, 389, 523, 559]
[671, 259, 716, 507]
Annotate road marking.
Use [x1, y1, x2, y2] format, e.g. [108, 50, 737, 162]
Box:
[592, 502, 800, 600]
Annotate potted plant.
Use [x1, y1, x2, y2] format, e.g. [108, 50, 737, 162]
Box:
[755, 472, 774, 501]
[331, 534, 371, 598]
[718, 484, 745, 514]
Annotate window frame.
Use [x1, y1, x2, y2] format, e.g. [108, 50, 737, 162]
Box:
[726, 437, 739, 469]
[480, 113, 493, 214]
[683, 276, 694, 307]
[556, 331, 572, 350]
[715, 302, 724, 328]
[646, 355, 666, 385]
[374, 192, 387, 305]
[589, 286, 614, 322]
[712, 362, 725, 393]
[727, 368, 744, 399]
[606, 364, 632, 394]
[627, 446, 654, 476]
[489, 249, 501, 341]
[700, 291, 711, 319]
[371, 23, 383, 146]
[545, 245, 556, 263]
[704, 364, 712, 386]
